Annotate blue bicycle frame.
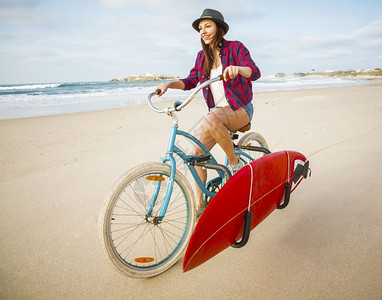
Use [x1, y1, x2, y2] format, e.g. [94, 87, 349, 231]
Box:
[145, 76, 255, 221]
[145, 116, 251, 221]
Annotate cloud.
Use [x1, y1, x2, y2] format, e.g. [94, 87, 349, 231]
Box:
[0, 5, 72, 32]
[1, 1, 381, 83]
[355, 20, 382, 38]
[249, 18, 382, 74]
[99, 0, 262, 27]
[289, 19, 382, 55]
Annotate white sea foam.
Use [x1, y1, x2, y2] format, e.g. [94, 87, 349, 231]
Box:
[253, 77, 363, 92]
[0, 83, 60, 91]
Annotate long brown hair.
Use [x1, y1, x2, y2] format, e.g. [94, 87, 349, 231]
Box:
[201, 23, 225, 77]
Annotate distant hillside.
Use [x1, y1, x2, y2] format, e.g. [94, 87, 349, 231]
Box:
[314, 69, 382, 77]
[111, 74, 178, 82]
[269, 68, 382, 78]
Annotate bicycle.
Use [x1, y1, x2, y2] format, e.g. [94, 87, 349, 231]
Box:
[99, 76, 270, 278]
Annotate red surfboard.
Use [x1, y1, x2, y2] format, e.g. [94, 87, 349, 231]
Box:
[183, 150, 310, 272]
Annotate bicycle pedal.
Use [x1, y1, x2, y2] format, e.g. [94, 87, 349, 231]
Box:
[188, 155, 211, 165]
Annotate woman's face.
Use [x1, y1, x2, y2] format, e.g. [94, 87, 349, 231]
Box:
[198, 19, 217, 45]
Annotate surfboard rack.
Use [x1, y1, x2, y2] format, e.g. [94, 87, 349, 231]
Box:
[277, 182, 291, 209]
[277, 160, 311, 210]
[235, 144, 272, 155]
[231, 211, 252, 248]
[232, 174, 293, 248]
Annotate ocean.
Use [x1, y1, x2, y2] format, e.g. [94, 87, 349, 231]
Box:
[0, 77, 367, 120]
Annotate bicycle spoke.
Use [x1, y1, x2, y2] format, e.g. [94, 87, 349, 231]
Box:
[120, 191, 146, 216]
[157, 224, 182, 245]
[113, 220, 146, 248]
[121, 224, 153, 260]
[165, 216, 188, 224]
[151, 226, 165, 263]
[162, 220, 186, 234]
[135, 177, 147, 206]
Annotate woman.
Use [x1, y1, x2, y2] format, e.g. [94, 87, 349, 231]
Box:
[156, 8, 261, 215]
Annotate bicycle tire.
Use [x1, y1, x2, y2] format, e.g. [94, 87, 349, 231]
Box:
[237, 132, 270, 164]
[99, 162, 196, 278]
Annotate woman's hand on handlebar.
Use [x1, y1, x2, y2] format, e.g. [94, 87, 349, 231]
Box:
[223, 66, 240, 81]
[155, 83, 169, 97]
[148, 77, 219, 114]
[223, 65, 253, 81]
[155, 80, 185, 97]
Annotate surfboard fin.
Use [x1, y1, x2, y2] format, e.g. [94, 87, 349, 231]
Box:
[293, 160, 311, 183]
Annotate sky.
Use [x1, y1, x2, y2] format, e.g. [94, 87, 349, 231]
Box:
[0, 0, 381, 84]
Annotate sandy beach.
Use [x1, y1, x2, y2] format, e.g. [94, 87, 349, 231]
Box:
[1, 83, 381, 299]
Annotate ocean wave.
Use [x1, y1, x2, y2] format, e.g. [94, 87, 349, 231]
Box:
[0, 83, 60, 91]
[253, 77, 364, 92]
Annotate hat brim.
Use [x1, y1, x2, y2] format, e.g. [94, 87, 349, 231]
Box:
[192, 17, 229, 34]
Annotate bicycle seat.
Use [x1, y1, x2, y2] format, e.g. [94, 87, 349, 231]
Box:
[233, 123, 251, 133]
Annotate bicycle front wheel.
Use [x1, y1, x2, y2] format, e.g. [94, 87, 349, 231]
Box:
[99, 162, 196, 278]
[237, 132, 270, 164]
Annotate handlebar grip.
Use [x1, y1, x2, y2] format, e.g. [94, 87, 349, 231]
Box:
[174, 101, 183, 111]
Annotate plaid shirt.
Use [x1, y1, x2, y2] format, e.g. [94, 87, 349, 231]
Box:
[180, 39, 261, 111]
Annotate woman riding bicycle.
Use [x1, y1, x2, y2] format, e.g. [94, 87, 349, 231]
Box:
[156, 8, 261, 214]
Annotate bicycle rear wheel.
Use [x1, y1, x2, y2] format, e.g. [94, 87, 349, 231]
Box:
[99, 162, 196, 278]
[237, 132, 269, 164]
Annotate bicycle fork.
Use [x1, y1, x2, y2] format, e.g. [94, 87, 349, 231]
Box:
[146, 115, 178, 224]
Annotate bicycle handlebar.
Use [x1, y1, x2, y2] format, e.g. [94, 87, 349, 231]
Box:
[147, 75, 222, 114]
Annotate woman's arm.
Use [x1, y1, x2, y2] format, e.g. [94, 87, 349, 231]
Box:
[156, 80, 185, 97]
[228, 41, 260, 81]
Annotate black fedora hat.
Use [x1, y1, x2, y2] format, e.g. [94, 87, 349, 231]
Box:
[192, 8, 229, 34]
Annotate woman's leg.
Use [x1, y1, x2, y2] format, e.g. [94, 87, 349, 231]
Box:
[205, 106, 250, 165]
[193, 106, 250, 207]
[193, 123, 216, 208]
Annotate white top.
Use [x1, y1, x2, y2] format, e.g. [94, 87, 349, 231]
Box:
[210, 65, 227, 109]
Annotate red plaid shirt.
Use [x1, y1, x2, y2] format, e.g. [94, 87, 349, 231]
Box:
[180, 39, 261, 111]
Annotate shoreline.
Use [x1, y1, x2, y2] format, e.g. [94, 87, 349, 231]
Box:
[1, 78, 381, 121]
